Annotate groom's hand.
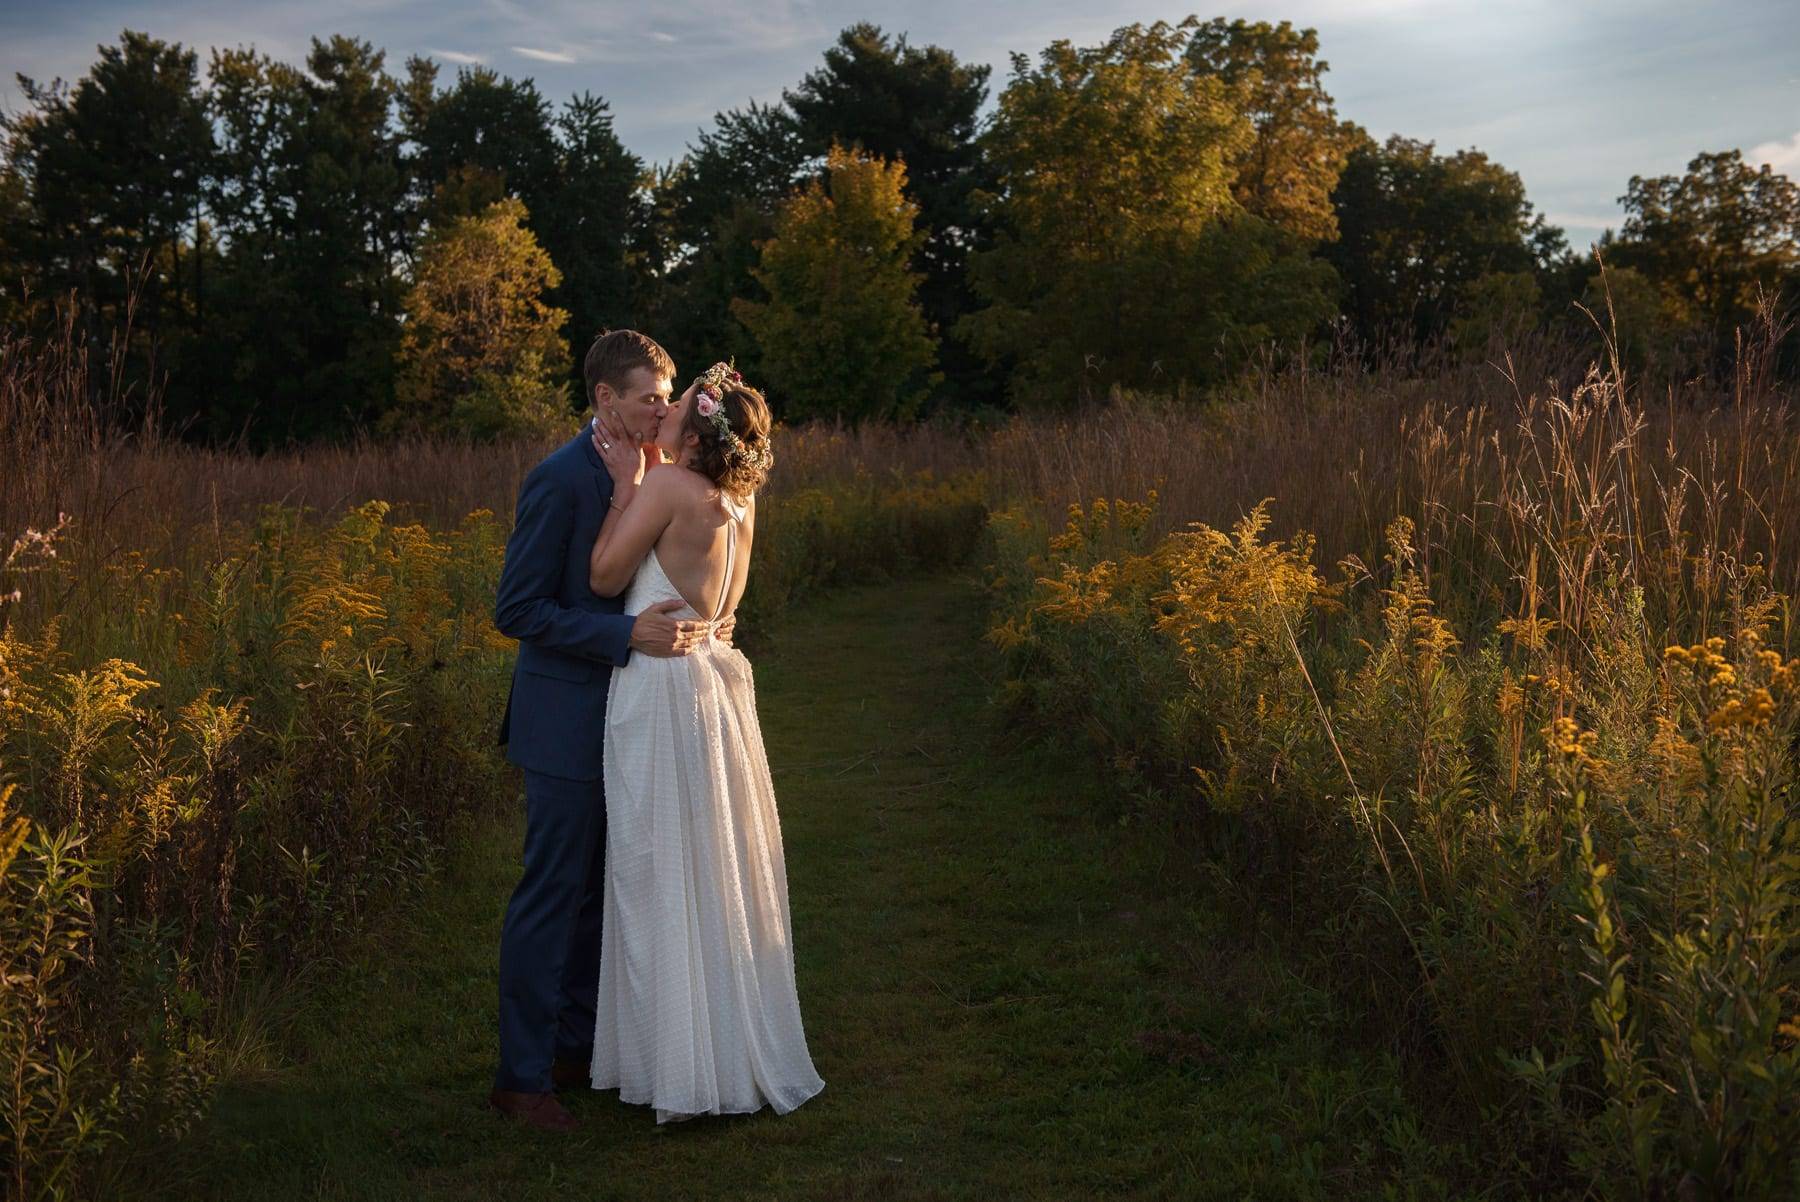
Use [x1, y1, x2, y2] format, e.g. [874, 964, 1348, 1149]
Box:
[630, 599, 709, 657]
[711, 613, 736, 647]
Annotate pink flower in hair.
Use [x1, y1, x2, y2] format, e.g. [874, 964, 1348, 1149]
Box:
[696, 391, 719, 417]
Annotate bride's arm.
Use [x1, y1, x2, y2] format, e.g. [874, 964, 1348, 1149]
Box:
[590, 468, 678, 597]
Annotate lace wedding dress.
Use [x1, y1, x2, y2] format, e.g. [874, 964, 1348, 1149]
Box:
[590, 496, 825, 1124]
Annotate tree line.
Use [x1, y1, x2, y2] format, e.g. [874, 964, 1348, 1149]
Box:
[2, 18, 1796, 444]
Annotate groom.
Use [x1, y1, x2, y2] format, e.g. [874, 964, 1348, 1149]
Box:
[488, 329, 729, 1132]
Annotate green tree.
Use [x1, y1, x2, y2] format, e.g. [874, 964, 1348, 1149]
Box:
[784, 24, 993, 406]
[402, 61, 644, 396]
[0, 155, 33, 327]
[402, 62, 559, 225]
[540, 94, 642, 350]
[1447, 270, 1542, 355]
[659, 101, 807, 253]
[197, 36, 412, 442]
[3, 30, 213, 386]
[1186, 18, 1362, 243]
[639, 102, 810, 382]
[1569, 260, 1703, 373]
[1326, 132, 1565, 350]
[388, 197, 570, 438]
[961, 20, 1334, 402]
[1608, 149, 1800, 348]
[733, 146, 937, 421]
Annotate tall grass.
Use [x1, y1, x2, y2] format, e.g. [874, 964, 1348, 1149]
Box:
[6, 289, 1797, 1198]
[986, 298, 1800, 1196]
[0, 320, 985, 1201]
[989, 296, 1800, 633]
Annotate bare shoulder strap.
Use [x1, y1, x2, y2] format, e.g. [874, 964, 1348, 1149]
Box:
[712, 498, 742, 621]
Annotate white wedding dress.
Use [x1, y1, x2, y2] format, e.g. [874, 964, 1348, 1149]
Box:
[590, 495, 825, 1123]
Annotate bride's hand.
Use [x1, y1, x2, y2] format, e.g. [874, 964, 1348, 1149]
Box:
[592, 406, 646, 491]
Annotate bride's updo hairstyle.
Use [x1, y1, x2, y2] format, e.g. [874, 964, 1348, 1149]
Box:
[683, 364, 773, 499]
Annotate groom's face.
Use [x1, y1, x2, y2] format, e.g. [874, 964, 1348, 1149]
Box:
[598, 367, 674, 443]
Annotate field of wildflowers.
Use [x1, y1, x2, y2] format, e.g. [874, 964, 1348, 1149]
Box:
[0, 323, 988, 1200]
[985, 339, 1800, 1195]
[6, 303, 1799, 1196]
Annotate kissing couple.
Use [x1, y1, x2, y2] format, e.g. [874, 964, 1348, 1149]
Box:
[486, 329, 825, 1130]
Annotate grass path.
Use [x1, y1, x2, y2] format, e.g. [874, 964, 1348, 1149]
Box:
[160, 577, 1459, 1201]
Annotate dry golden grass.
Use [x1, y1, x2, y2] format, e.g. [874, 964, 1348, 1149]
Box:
[990, 305, 1800, 628]
[981, 301, 1800, 1198]
[5, 291, 1798, 1199]
[0, 318, 994, 1200]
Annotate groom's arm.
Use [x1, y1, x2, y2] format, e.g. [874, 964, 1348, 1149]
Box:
[494, 467, 636, 666]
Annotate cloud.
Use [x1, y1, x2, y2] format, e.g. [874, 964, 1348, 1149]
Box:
[1750, 129, 1800, 179]
[486, 0, 825, 60]
[1544, 211, 1623, 231]
[511, 45, 578, 63]
[430, 48, 485, 64]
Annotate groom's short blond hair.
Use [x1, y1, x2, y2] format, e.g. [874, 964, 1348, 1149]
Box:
[584, 329, 675, 406]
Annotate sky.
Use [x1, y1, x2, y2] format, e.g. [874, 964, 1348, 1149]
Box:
[3, 0, 1796, 250]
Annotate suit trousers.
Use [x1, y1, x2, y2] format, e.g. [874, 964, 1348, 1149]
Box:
[494, 768, 608, 1092]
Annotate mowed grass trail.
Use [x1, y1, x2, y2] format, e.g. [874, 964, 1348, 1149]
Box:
[157, 577, 1463, 1201]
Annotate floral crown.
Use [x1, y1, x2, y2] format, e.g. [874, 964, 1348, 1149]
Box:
[693, 361, 772, 473]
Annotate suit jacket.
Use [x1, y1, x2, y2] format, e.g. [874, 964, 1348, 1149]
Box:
[494, 426, 636, 781]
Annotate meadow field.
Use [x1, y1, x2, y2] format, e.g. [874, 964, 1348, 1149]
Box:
[4, 304, 1800, 1200]
[5, 7, 1799, 1197]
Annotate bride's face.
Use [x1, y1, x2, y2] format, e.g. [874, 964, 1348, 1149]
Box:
[656, 382, 697, 459]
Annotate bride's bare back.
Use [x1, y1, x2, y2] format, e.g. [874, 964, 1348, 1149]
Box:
[645, 465, 753, 622]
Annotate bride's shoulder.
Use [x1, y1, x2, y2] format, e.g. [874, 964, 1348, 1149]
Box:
[642, 462, 697, 493]
[641, 462, 711, 512]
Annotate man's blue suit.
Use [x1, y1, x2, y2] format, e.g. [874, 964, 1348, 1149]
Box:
[492, 425, 635, 1093]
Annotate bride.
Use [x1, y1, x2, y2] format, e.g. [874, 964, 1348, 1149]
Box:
[583, 361, 825, 1124]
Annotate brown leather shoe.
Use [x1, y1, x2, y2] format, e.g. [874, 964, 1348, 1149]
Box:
[550, 1057, 589, 1092]
[487, 1088, 579, 1133]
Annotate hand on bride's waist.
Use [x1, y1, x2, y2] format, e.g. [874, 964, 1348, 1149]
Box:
[628, 599, 707, 657]
[627, 601, 736, 657]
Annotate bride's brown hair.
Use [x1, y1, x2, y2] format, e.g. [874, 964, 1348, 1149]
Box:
[683, 382, 773, 499]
